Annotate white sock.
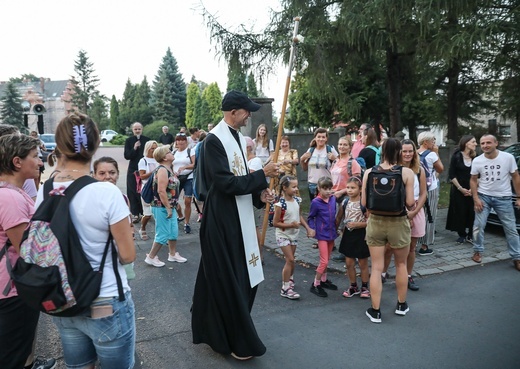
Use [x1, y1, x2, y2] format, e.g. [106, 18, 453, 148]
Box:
[282, 282, 291, 290]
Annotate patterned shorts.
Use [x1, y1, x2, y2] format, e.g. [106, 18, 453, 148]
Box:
[277, 237, 298, 248]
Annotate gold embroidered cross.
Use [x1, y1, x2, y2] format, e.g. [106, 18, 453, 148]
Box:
[249, 253, 259, 267]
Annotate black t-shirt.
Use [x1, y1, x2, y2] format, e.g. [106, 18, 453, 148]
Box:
[158, 133, 174, 145]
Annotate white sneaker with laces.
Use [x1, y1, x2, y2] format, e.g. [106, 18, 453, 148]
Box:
[168, 252, 187, 263]
[145, 254, 165, 267]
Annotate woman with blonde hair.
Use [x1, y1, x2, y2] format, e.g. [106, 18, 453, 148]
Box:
[144, 145, 187, 267]
[253, 123, 274, 165]
[36, 113, 136, 368]
[416, 131, 444, 255]
[330, 135, 361, 202]
[271, 135, 299, 191]
[138, 140, 158, 240]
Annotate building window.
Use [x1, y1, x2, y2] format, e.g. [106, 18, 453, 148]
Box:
[499, 125, 511, 137]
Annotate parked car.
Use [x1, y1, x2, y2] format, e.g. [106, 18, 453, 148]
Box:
[100, 129, 118, 142]
[39, 134, 56, 163]
[486, 143, 520, 230]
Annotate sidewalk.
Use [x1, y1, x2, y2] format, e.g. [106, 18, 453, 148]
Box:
[262, 208, 513, 277]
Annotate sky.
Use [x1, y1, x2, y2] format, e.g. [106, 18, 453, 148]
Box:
[0, 0, 289, 114]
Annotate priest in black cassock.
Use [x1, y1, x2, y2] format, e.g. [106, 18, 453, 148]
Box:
[124, 122, 150, 222]
[191, 91, 280, 360]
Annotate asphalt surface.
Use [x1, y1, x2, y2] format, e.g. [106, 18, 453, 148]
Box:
[33, 147, 519, 368]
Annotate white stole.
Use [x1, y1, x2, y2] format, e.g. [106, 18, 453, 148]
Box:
[211, 121, 264, 287]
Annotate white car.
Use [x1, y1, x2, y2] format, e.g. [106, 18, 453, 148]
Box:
[100, 129, 118, 142]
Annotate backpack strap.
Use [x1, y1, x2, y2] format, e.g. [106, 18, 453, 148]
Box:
[1, 239, 14, 296]
[97, 234, 125, 302]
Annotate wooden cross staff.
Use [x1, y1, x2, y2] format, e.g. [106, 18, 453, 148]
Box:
[260, 16, 302, 247]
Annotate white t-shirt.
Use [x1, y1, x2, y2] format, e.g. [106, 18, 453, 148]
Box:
[138, 157, 158, 185]
[470, 151, 517, 197]
[306, 146, 339, 184]
[274, 198, 301, 241]
[253, 139, 274, 164]
[419, 150, 440, 191]
[188, 137, 198, 150]
[173, 148, 194, 179]
[36, 181, 131, 297]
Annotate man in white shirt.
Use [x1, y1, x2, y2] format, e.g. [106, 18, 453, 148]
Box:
[470, 134, 520, 271]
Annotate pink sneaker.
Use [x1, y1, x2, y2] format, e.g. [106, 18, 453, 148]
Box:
[360, 287, 371, 298]
[280, 287, 300, 300]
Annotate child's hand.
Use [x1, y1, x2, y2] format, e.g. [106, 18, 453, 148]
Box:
[291, 221, 300, 229]
[307, 229, 316, 238]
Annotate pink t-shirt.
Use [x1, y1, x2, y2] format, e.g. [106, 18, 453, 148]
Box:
[331, 158, 361, 192]
[351, 140, 365, 159]
[0, 183, 34, 299]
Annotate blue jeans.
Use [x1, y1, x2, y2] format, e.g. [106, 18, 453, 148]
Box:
[53, 291, 135, 369]
[473, 193, 520, 260]
[308, 182, 317, 201]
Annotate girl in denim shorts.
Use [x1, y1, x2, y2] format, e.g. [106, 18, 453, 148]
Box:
[273, 176, 314, 300]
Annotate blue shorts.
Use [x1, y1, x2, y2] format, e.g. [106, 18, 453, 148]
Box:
[53, 291, 135, 369]
[179, 178, 193, 197]
[152, 206, 179, 244]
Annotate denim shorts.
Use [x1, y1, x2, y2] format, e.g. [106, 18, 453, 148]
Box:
[179, 178, 193, 197]
[151, 206, 178, 244]
[53, 291, 135, 369]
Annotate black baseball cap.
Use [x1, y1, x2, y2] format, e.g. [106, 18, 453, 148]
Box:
[221, 90, 261, 112]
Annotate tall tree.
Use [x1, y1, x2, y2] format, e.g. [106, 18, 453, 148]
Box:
[0, 81, 24, 128]
[109, 95, 121, 132]
[119, 79, 138, 128]
[226, 52, 247, 93]
[151, 48, 187, 127]
[69, 50, 100, 114]
[133, 77, 153, 126]
[90, 93, 109, 130]
[247, 72, 259, 97]
[201, 83, 223, 125]
[185, 82, 201, 128]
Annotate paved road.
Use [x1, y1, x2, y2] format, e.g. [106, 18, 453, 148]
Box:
[35, 146, 519, 368]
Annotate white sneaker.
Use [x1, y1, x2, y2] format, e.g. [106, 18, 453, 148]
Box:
[144, 254, 165, 267]
[168, 252, 187, 263]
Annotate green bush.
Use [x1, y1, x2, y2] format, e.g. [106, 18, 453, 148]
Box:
[143, 120, 174, 141]
[110, 134, 128, 145]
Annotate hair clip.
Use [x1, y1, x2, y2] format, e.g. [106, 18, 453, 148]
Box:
[73, 124, 88, 153]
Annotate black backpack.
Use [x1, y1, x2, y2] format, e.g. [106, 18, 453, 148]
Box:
[365, 165, 406, 216]
[7, 176, 124, 317]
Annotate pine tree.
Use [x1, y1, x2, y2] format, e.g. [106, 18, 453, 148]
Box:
[109, 95, 121, 132]
[151, 48, 186, 128]
[119, 79, 138, 129]
[90, 93, 109, 130]
[69, 50, 100, 114]
[226, 52, 247, 93]
[247, 72, 259, 97]
[0, 81, 24, 129]
[133, 77, 153, 126]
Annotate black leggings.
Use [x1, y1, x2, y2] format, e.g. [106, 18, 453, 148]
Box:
[0, 296, 40, 369]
